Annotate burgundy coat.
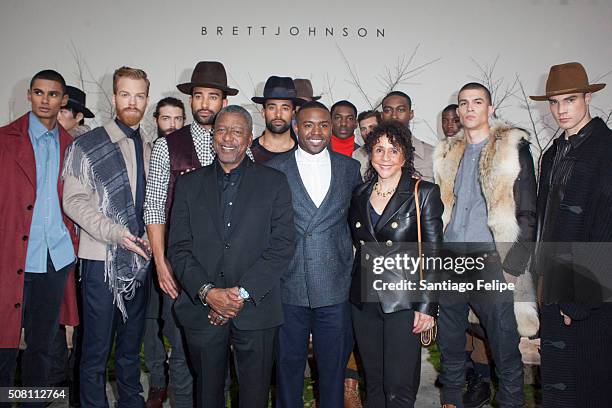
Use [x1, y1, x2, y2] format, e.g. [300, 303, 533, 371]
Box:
[0, 113, 79, 348]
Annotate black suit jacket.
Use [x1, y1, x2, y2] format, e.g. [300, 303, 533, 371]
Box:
[168, 159, 296, 330]
[349, 170, 443, 316]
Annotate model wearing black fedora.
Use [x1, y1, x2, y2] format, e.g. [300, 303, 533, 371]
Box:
[64, 85, 95, 118]
[250, 76, 303, 163]
[251, 76, 305, 106]
[57, 85, 95, 137]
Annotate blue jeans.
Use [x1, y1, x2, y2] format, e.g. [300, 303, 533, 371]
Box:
[79, 260, 149, 408]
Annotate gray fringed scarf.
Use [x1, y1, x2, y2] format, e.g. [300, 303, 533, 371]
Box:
[64, 126, 149, 321]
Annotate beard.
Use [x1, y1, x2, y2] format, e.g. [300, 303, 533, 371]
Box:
[265, 119, 291, 134]
[157, 127, 175, 138]
[192, 108, 217, 125]
[117, 107, 144, 127]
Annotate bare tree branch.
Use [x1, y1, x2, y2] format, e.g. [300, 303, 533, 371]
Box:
[471, 56, 518, 116]
[336, 44, 373, 109]
[68, 42, 114, 124]
[375, 46, 440, 108]
[68, 40, 86, 90]
[336, 43, 439, 110]
[417, 117, 438, 141]
[590, 105, 612, 126]
[514, 76, 561, 175]
[323, 73, 336, 105]
[226, 71, 255, 106]
[517, 78, 543, 153]
[592, 68, 612, 83]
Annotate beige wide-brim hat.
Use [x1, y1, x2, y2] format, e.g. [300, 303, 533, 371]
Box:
[530, 62, 605, 101]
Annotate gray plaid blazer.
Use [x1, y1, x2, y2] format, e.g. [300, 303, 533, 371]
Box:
[266, 150, 362, 308]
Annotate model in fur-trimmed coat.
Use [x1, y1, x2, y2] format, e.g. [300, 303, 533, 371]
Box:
[433, 120, 540, 337]
[432, 83, 537, 408]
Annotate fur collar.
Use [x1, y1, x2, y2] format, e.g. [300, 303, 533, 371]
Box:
[433, 120, 528, 252]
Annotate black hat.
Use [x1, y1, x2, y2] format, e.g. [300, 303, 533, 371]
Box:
[251, 76, 304, 105]
[63, 85, 94, 118]
[177, 61, 239, 96]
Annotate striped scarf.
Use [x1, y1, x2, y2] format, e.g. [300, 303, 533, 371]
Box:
[63, 127, 149, 320]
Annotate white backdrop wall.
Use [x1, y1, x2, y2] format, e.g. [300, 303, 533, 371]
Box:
[1, 0, 611, 154]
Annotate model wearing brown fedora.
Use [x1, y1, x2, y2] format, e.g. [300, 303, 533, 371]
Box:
[531, 62, 612, 408]
[291, 78, 322, 136]
[144, 60, 243, 408]
[529, 61, 605, 101]
[293, 78, 322, 103]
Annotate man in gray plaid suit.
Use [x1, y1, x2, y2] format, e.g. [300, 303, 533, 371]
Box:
[266, 101, 362, 408]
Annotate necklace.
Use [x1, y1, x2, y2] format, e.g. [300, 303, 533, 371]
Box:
[374, 181, 396, 197]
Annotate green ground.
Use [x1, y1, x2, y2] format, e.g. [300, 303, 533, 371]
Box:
[105, 341, 542, 407]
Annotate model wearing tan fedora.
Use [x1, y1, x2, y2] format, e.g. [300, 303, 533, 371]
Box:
[532, 61, 612, 408]
[529, 61, 605, 101]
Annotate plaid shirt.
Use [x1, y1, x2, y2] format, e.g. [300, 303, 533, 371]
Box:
[144, 121, 253, 225]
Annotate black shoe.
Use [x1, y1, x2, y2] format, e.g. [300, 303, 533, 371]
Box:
[434, 374, 443, 388]
[462, 374, 491, 408]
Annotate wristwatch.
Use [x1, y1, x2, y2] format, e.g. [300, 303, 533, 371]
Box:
[238, 286, 250, 300]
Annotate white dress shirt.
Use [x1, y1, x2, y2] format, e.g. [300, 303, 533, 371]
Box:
[295, 147, 331, 208]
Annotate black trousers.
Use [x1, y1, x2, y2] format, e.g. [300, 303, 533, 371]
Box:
[276, 302, 352, 408]
[143, 286, 194, 407]
[48, 265, 82, 388]
[0, 255, 71, 408]
[184, 322, 277, 408]
[437, 255, 524, 408]
[352, 302, 421, 408]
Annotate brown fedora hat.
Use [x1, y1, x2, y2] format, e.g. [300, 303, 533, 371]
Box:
[530, 62, 606, 101]
[293, 78, 321, 101]
[177, 61, 239, 96]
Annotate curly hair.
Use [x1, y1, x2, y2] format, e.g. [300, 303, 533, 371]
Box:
[363, 120, 418, 181]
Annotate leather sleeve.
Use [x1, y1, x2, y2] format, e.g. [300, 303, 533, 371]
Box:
[416, 183, 444, 317]
[503, 141, 537, 276]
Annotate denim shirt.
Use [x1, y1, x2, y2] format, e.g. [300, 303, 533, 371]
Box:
[444, 138, 495, 253]
[25, 112, 75, 272]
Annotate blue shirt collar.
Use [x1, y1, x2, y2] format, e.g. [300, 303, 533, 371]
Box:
[29, 112, 58, 140]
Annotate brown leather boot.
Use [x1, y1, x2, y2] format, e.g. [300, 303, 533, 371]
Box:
[344, 378, 363, 408]
[145, 386, 168, 408]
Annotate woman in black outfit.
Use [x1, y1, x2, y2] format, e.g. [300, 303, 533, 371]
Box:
[349, 121, 443, 407]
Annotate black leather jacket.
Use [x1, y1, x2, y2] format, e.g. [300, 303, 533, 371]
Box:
[348, 169, 443, 316]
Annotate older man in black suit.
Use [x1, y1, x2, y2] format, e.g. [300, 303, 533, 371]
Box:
[267, 101, 362, 408]
[168, 105, 295, 408]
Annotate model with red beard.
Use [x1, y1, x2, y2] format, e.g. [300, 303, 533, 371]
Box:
[63, 66, 153, 407]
